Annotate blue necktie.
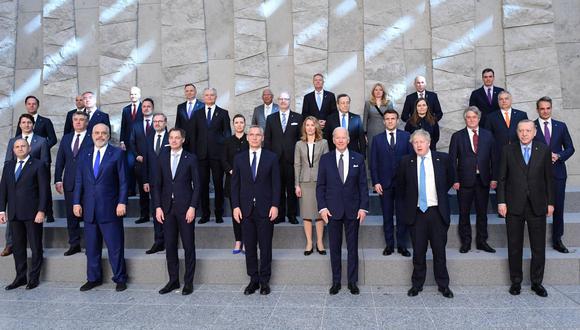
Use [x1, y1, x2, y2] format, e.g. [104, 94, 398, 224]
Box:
[251, 151, 257, 181]
[419, 156, 428, 212]
[281, 112, 287, 132]
[15, 160, 24, 181]
[341, 114, 347, 128]
[316, 92, 322, 110]
[93, 150, 101, 177]
[187, 102, 192, 119]
[206, 107, 212, 126]
[524, 146, 530, 165]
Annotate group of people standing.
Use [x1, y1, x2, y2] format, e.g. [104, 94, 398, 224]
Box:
[0, 68, 574, 300]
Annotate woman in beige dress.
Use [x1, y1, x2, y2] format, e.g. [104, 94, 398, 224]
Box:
[363, 82, 396, 156]
[294, 116, 329, 255]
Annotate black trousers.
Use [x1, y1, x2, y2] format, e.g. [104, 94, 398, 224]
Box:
[278, 161, 297, 219]
[134, 161, 150, 219]
[12, 220, 43, 283]
[199, 159, 224, 218]
[328, 217, 360, 284]
[506, 199, 546, 285]
[457, 179, 489, 245]
[552, 178, 566, 244]
[64, 190, 82, 247]
[164, 204, 196, 285]
[410, 207, 450, 289]
[242, 209, 274, 284]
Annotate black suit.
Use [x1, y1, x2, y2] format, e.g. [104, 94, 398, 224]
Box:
[143, 130, 169, 247]
[120, 103, 143, 196]
[484, 108, 528, 165]
[86, 109, 111, 135]
[16, 114, 57, 151]
[301, 90, 337, 121]
[264, 111, 303, 220]
[175, 99, 205, 151]
[497, 142, 554, 285]
[324, 112, 366, 155]
[152, 150, 201, 286]
[193, 105, 231, 219]
[398, 152, 454, 289]
[129, 119, 155, 219]
[401, 91, 443, 122]
[0, 158, 49, 285]
[468, 86, 504, 127]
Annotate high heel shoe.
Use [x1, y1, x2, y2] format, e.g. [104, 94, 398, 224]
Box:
[316, 246, 327, 255]
[304, 248, 313, 256]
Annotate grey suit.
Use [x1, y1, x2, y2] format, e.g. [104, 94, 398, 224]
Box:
[251, 103, 279, 130]
[294, 139, 329, 219]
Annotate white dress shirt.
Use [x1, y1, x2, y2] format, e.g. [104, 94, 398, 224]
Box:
[70, 130, 87, 151]
[416, 151, 438, 207]
[386, 129, 397, 146]
[307, 143, 314, 167]
[22, 132, 34, 142]
[339, 112, 349, 130]
[467, 127, 478, 153]
[417, 91, 425, 99]
[335, 149, 349, 181]
[92, 144, 108, 166]
[154, 131, 166, 150]
[539, 117, 552, 137]
[264, 104, 272, 118]
[249, 148, 262, 170]
[14, 155, 30, 174]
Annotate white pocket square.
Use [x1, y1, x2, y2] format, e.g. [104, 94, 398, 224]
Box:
[291, 122, 298, 126]
[353, 164, 359, 168]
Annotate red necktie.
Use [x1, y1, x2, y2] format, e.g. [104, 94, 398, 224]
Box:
[472, 129, 478, 153]
[131, 104, 136, 121]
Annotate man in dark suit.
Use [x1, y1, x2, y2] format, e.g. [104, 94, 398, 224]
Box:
[317, 127, 369, 295]
[192, 88, 231, 224]
[0, 139, 48, 290]
[533, 96, 575, 253]
[119, 86, 143, 197]
[449, 107, 497, 254]
[370, 109, 413, 257]
[63, 95, 87, 136]
[301, 73, 337, 129]
[143, 113, 170, 254]
[129, 98, 155, 224]
[264, 91, 303, 224]
[251, 88, 279, 130]
[401, 76, 443, 122]
[175, 83, 204, 151]
[231, 125, 280, 295]
[398, 129, 454, 298]
[469, 68, 504, 127]
[324, 94, 365, 155]
[55, 111, 93, 256]
[498, 120, 554, 297]
[73, 123, 128, 292]
[152, 128, 200, 295]
[82, 91, 111, 135]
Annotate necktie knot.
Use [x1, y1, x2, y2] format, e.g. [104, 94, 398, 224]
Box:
[18, 160, 24, 165]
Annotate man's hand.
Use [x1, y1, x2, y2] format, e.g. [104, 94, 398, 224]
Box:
[552, 153, 559, 163]
[547, 205, 554, 217]
[452, 182, 460, 191]
[116, 204, 127, 217]
[34, 211, 45, 224]
[55, 182, 64, 195]
[73, 205, 82, 217]
[490, 181, 498, 189]
[269, 207, 278, 222]
[357, 210, 367, 223]
[185, 207, 196, 223]
[319, 120, 326, 128]
[498, 203, 507, 218]
[120, 142, 126, 151]
[143, 183, 150, 193]
[320, 209, 331, 224]
[295, 186, 302, 198]
[0, 213, 6, 224]
[156, 207, 164, 224]
[136, 155, 144, 163]
[233, 207, 242, 223]
[374, 184, 383, 195]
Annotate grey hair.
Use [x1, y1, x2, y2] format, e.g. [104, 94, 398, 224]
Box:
[332, 127, 350, 139]
[409, 129, 431, 143]
[248, 125, 264, 135]
[203, 87, 217, 96]
[464, 106, 481, 119]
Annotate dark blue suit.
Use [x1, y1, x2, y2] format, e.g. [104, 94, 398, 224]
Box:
[398, 151, 454, 289]
[301, 90, 337, 121]
[316, 150, 369, 284]
[469, 86, 504, 127]
[324, 112, 366, 155]
[54, 132, 93, 247]
[534, 118, 575, 244]
[129, 119, 155, 219]
[120, 103, 143, 196]
[231, 149, 280, 284]
[63, 108, 82, 136]
[449, 127, 497, 246]
[73, 144, 128, 284]
[175, 100, 204, 151]
[370, 130, 413, 249]
[16, 114, 57, 150]
[87, 109, 111, 135]
[484, 108, 528, 163]
[152, 149, 200, 286]
[143, 131, 169, 247]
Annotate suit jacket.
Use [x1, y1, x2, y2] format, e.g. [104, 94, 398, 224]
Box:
[128, 118, 155, 158]
[316, 150, 369, 220]
[73, 145, 128, 224]
[143, 130, 169, 185]
[301, 90, 337, 121]
[468, 86, 504, 125]
[152, 149, 201, 214]
[63, 108, 82, 136]
[231, 149, 281, 218]
[16, 114, 57, 149]
[448, 127, 497, 187]
[5, 135, 50, 166]
[294, 139, 329, 185]
[0, 158, 48, 221]
[324, 112, 366, 155]
[397, 152, 454, 225]
[401, 90, 443, 122]
[370, 130, 413, 189]
[251, 103, 279, 129]
[533, 118, 575, 180]
[120, 103, 143, 145]
[264, 111, 303, 164]
[54, 132, 94, 191]
[175, 99, 205, 150]
[87, 109, 111, 135]
[192, 105, 231, 160]
[497, 142, 554, 216]
[484, 108, 528, 159]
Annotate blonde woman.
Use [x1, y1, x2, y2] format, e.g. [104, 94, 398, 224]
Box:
[294, 116, 329, 255]
[363, 82, 396, 154]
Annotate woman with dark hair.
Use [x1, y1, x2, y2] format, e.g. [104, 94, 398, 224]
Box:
[405, 98, 439, 150]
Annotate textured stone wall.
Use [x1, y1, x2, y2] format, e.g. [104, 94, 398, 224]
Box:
[0, 0, 579, 182]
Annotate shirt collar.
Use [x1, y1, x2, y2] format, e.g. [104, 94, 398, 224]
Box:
[22, 132, 34, 140]
[540, 117, 552, 125]
[94, 143, 108, 153]
[171, 148, 183, 156]
[75, 130, 87, 136]
[520, 142, 532, 148]
[17, 155, 30, 163]
[418, 150, 432, 160]
[335, 148, 349, 157]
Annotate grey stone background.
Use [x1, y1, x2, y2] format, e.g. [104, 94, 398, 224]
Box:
[0, 0, 579, 182]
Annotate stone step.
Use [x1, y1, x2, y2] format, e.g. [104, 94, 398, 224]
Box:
[2, 214, 580, 249]
[0, 247, 578, 286]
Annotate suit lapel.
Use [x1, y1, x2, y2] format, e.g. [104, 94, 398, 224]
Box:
[514, 144, 528, 172]
[173, 153, 187, 180]
[96, 148, 113, 179]
[462, 128, 475, 155]
[431, 153, 442, 191]
[409, 156, 418, 192]
[343, 155, 357, 184]
[15, 159, 33, 183]
[528, 143, 541, 169]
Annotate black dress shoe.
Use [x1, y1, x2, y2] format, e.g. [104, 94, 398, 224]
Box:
[260, 283, 271, 295]
[531, 284, 548, 297]
[407, 286, 422, 297]
[25, 281, 39, 290]
[288, 217, 299, 224]
[509, 283, 521, 295]
[198, 217, 210, 224]
[304, 248, 313, 256]
[5, 279, 27, 290]
[145, 244, 165, 254]
[459, 244, 470, 253]
[1, 245, 12, 257]
[316, 246, 327, 255]
[274, 217, 285, 224]
[348, 283, 360, 295]
[159, 282, 180, 294]
[116, 283, 127, 292]
[64, 245, 81, 256]
[476, 242, 496, 253]
[80, 281, 102, 291]
[382, 246, 394, 256]
[329, 283, 341, 295]
[215, 216, 224, 224]
[438, 287, 454, 298]
[182, 284, 193, 295]
[553, 240, 569, 253]
[244, 282, 260, 295]
[397, 247, 411, 257]
[135, 217, 150, 224]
